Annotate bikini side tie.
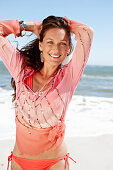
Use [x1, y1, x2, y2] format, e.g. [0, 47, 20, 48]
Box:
[7, 151, 13, 170]
[64, 153, 76, 169]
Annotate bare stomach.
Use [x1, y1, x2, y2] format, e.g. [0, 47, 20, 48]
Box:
[13, 140, 68, 160]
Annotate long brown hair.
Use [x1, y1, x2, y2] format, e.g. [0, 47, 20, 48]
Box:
[11, 15, 73, 102]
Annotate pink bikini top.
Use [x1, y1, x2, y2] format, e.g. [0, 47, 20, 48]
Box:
[24, 75, 32, 90]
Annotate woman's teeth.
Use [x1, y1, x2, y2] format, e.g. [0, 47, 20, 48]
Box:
[50, 54, 61, 58]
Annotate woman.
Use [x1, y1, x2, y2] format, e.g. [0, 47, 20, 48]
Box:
[0, 15, 93, 170]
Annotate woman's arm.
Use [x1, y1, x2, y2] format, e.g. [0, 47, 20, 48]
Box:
[0, 19, 20, 37]
[0, 19, 42, 81]
[0, 19, 24, 81]
[65, 17, 94, 90]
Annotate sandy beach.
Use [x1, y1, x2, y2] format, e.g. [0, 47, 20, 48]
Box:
[65, 135, 113, 170]
[0, 134, 113, 170]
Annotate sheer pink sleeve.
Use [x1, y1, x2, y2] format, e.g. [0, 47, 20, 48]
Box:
[0, 19, 24, 81]
[65, 17, 94, 90]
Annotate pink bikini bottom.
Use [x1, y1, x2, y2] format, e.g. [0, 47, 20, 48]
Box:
[7, 152, 76, 170]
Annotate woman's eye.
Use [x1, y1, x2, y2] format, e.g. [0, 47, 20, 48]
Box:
[47, 41, 53, 44]
[60, 42, 66, 46]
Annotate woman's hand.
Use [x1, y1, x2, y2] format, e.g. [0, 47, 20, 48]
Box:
[64, 16, 78, 37]
[32, 22, 42, 38]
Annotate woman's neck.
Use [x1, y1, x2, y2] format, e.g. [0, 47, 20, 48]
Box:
[39, 64, 61, 79]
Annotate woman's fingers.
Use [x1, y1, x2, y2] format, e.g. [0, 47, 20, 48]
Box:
[64, 16, 71, 25]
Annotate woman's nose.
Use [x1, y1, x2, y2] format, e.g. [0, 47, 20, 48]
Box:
[52, 45, 60, 56]
[52, 45, 60, 54]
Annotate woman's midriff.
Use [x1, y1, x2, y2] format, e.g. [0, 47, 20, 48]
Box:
[12, 140, 68, 160]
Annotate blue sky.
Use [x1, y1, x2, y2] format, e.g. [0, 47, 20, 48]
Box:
[0, 0, 113, 66]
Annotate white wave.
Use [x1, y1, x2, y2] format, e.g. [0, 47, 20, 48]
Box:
[83, 74, 113, 80]
[65, 95, 113, 137]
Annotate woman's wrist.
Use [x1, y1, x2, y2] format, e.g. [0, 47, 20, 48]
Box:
[24, 22, 35, 32]
[19, 21, 35, 33]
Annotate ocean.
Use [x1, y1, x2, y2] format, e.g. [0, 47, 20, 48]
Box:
[0, 61, 113, 139]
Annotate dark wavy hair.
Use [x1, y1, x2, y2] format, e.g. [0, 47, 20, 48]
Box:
[11, 15, 73, 102]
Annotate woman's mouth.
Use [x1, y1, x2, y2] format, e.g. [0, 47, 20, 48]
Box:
[49, 54, 61, 58]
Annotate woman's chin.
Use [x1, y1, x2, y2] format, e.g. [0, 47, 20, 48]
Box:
[45, 60, 62, 66]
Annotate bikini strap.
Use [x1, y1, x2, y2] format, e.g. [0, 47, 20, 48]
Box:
[7, 151, 13, 170]
[64, 153, 76, 169]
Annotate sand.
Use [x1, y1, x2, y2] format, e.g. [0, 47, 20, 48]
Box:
[0, 134, 113, 170]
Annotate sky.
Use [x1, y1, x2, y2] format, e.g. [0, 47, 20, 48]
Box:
[0, 0, 113, 66]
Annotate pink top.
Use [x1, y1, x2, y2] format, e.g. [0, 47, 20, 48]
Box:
[0, 18, 94, 155]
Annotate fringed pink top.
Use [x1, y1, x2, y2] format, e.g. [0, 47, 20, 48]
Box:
[0, 18, 94, 155]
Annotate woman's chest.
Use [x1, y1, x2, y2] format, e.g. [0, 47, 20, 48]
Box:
[32, 73, 54, 93]
[15, 68, 72, 128]
[16, 67, 71, 105]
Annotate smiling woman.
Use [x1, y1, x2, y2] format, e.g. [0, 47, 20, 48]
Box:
[0, 15, 93, 170]
[38, 28, 70, 73]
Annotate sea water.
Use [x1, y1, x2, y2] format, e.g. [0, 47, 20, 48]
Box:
[0, 61, 113, 139]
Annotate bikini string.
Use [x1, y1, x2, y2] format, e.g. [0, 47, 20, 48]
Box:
[64, 153, 76, 169]
[7, 151, 13, 170]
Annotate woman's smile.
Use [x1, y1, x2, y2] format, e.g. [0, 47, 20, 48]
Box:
[49, 54, 61, 58]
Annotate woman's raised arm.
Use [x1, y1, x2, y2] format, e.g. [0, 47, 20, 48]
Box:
[0, 19, 42, 81]
[0, 19, 24, 82]
[65, 17, 94, 91]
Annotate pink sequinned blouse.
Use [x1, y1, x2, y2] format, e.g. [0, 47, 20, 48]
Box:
[0, 18, 94, 155]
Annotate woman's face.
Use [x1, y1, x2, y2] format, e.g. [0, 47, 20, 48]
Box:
[39, 28, 70, 66]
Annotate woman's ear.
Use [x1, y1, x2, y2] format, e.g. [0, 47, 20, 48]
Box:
[67, 48, 71, 56]
[39, 41, 42, 51]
